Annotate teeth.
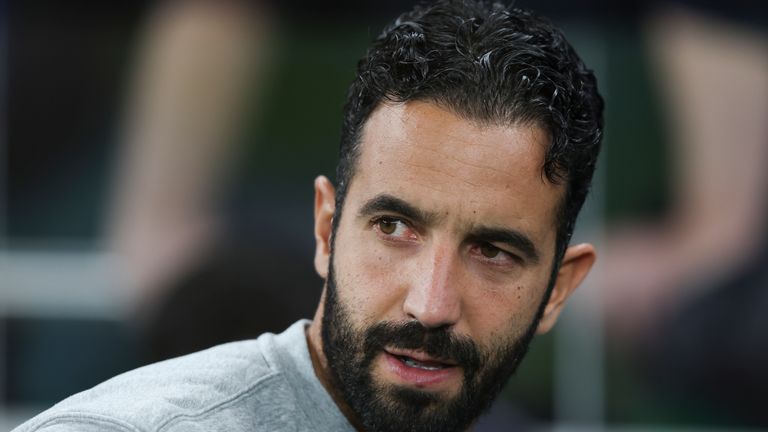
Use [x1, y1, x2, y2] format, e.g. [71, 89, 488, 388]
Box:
[402, 357, 443, 371]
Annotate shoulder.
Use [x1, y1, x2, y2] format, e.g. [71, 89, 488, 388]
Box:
[14, 330, 306, 432]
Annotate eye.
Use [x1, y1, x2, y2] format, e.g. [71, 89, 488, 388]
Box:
[480, 244, 500, 258]
[471, 242, 518, 268]
[378, 218, 398, 235]
[372, 216, 417, 242]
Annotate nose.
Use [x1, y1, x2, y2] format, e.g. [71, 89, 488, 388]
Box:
[402, 242, 462, 329]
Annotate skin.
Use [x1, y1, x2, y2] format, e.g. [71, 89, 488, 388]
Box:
[307, 100, 595, 429]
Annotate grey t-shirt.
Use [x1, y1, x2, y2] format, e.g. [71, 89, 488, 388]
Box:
[13, 320, 355, 432]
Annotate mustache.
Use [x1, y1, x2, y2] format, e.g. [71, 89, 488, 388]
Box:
[363, 321, 481, 371]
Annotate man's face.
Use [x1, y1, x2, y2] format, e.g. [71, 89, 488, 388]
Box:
[311, 101, 589, 431]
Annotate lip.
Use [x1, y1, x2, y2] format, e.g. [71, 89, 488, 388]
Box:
[385, 348, 458, 366]
[382, 349, 461, 388]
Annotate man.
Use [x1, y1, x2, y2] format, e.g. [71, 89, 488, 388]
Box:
[15, 1, 602, 431]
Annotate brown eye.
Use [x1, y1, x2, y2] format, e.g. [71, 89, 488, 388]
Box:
[480, 244, 500, 258]
[378, 219, 397, 235]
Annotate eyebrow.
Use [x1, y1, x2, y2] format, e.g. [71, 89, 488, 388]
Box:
[468, 226, 541, 264]
[358, 194, 441, 227]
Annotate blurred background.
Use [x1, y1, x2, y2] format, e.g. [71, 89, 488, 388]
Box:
[0, 0, 766, 430]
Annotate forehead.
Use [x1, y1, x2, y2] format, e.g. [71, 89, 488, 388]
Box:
[348, 101, 562, 246]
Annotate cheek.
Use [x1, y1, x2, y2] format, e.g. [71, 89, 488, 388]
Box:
[463, 281, 545, 343]
[332, 235, 405, 321]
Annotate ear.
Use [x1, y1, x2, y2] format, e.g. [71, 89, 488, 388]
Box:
[536, 243, 596, 334]
[313, 176, 336, 279]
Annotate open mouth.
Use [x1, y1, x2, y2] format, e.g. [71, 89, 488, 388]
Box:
[382, 349, 461, 387]
[386, 348, 457, 371]
[396, 355, 451, 371]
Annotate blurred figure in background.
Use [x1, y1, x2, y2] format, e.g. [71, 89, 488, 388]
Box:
[104, 0, 326, 366]
[602, 3, 768, 426]
[108, 0, 274, 313]
[603, 4, 768, 344]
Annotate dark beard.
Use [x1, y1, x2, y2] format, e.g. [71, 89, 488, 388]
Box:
[321, 261, 544, 432]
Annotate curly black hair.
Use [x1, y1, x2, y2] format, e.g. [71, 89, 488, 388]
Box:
[333, 0, 604, 265]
